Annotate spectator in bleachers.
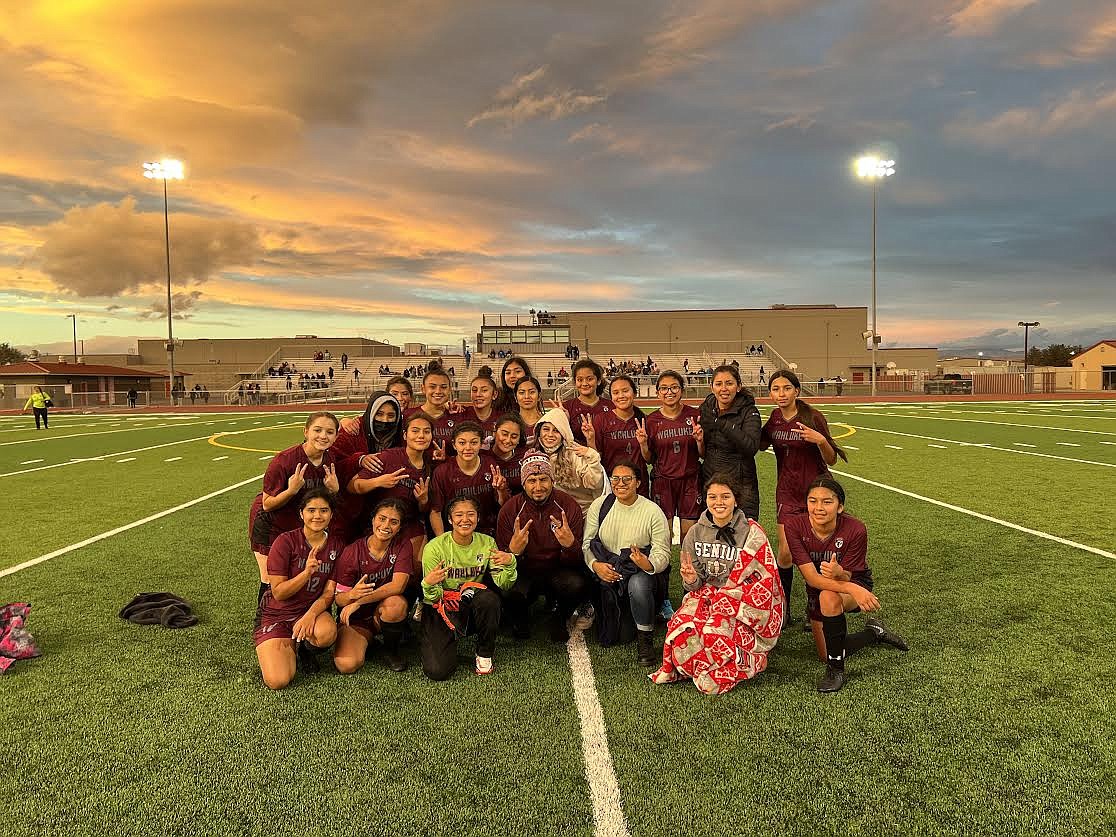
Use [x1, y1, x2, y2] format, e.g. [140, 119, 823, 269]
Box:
[202, 386, 210, 404]
[353, 368, 361, 384]
[547, 371, 554, 389]
[341, 353, 348, 370]
[328, 366, 334, 382]
[286, 375, 293, 391]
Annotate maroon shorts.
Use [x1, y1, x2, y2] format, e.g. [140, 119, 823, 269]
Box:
[776, 503, 807, 526]
[253, 615, 299, 646]
[652, 475, 701, 521]
[805, 575, 873, 621]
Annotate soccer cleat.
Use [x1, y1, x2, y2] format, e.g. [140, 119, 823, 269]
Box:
[866, 617, 908, 651]
[474, 655, 494, 676]
[636, 630, 657, 666]
[384, 650, 408, 673]
[658, 599, 676, 622]
[817, 664, 847, 693]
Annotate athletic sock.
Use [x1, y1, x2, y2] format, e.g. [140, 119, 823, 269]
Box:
[778, 566, 794, 606]
[257, 582, 270, 605]
[844, 628, 875, 656]
[381, 621, 404, 653]
[820, 613, 847, 669]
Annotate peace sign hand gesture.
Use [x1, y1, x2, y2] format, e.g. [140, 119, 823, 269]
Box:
[323, 463, 340, 494]
[287, 462, 308, 492]
[423, 561, 447, 586]
[680, 552, 698, 585]
[549, 509, 575, 548]
[432, 441, 447, 462]
[581, 415, 595, 445]
[412, 477, 429, 505]
[509, 515, 533, 554]
[304, 543, 322, 578]
[691, 422, 704, 445]
[490, 464, 507, 493]
[634, 417, 648, 446]
[377, 468, 408, 489]
[796, 422, 826, 445]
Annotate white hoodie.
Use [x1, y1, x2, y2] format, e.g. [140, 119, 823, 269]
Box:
[534, 407, 607, 512]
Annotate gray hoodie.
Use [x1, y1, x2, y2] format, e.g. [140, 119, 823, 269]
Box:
[680, 508, 765, 592]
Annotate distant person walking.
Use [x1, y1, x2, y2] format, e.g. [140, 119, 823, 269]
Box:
[127, 388, 138, 408]
[23, 385, 52, 429]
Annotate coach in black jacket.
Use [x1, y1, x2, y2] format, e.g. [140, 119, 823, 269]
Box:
[699, 366, 762, 519]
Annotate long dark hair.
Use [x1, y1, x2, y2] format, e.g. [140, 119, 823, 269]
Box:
[769, 369, 847, 462]
[572, 358, 607, 397]
[608, 375, 645, 419]
[497, 356, 533, 411]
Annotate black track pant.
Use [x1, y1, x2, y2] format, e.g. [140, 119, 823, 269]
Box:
[421, 588, 502, 681]
[504, 566, 591, 628]
[33, 407, 48, 429]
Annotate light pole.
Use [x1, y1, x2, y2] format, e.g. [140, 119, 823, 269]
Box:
[856, 154, 895, 396]
[143, 159, 185, 404]
[1018, 320, 1039, 394]
[66, 314, 78, 363]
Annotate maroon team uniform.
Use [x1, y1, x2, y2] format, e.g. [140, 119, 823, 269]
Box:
[333, 536, 415, 632]
[248, 444, 341, 555]
[404, 406, 457, 449]
[253, 529, 344, 645]
[762, 409, 834, 523]
[591, 409, 650, 497]
[784, 513, 873, 621]
[356, 446, 431, 542]
[645, 405, 701, 519]
[562, 396, 613, 445]
[429, 453, 503, 535]
[461, 407, 500, 447]
[492, 448, 525, 496]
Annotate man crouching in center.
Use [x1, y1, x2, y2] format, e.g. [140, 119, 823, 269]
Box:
[496, 451, 590, 643]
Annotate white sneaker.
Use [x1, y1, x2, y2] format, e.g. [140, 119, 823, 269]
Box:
[474, 655, 494, 676]
[572, 603, 596, 631]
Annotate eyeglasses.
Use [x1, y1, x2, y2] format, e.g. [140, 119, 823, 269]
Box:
[609, 475, 636, 486]
[657, 385, 681, 393]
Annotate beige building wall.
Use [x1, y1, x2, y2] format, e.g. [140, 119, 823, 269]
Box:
[563, 306, 936, 380]
[1073, 341, 1116, 390]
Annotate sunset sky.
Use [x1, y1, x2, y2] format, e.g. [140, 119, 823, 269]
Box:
[2, 1, 1113, 357]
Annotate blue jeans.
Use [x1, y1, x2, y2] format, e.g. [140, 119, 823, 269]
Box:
[627, 572, 655, 632]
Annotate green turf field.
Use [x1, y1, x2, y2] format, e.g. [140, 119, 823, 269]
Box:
[1, 400, 1114, 837]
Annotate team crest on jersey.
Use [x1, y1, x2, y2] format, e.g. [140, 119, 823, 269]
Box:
[484, 472, 492, 482]
[447, 420, 455, 428]
[834, 538, 844, 549]
[685, 417, 693, 426]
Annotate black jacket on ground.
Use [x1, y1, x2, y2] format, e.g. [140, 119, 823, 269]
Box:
[699, 390, 762, 518]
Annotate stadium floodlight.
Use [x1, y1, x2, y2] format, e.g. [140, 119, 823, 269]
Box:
[143, 159, 186, 405]
[1018, 320, 1039, 394]
[66, 313, 78, 363]
[855, 153, 896, 397]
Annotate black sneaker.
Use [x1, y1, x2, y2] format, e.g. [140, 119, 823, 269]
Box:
[817, 664, 847, 693]
[866, 617, 908, 651]
[296, 643, 320, 675]
[636, 630, 656, 666]
[384, 650, 408, 672]
[548, 612, 570, 644]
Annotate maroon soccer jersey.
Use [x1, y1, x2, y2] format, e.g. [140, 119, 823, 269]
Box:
[333, 536, 414, 592]
[252, 444, 340, 548]
[645, 405, 701, 479]
[358, 446, 430, 532]
[330, 427, 369, 462]
[429, 453, 502, 535]
[491, 447, 524, 496]
[461, 407, 500, 447]
[591, 409, 650, 495]
[762, 408, 833, 511]
[259, 529, 344, 621]
[562, 396, 613, 445]
[785, 513, 873, 589]
[405, 406, 457, 449]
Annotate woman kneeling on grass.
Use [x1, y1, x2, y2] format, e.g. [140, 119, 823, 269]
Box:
[254, 488, 344, 689]
[785, 477, 908, 693]
[332, 498, 414, 674]
[420, 496, 517, 679]
[651, 474, 783, 694]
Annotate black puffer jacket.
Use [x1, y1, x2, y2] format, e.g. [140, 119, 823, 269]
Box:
[699, 390, 762, 518]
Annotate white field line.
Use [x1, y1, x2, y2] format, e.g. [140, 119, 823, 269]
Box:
[566, 628, 632, 837]
[1013, 443, 1036, 448]
[844, 445, 859, 450]
[928, 444, 947, 449]
[212, 455, 229, 461]
[1102, 442, 1116, 446]
[164, 456, 183, 462]
[19, 459, 44, 464]
[0, 474, 263, 580]
[0, 417, 252, 447]
[832, 469, 1115, 560]
[116, 458, 136, 463]
[831, 410, 1116, 437]
[0, 421, 299, 479]
[845, 425, 1116, 469]
[884, 444, 903, 450]
[1056, 442, 1081, 447]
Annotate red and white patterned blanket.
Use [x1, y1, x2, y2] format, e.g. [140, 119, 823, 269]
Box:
[650, 526, 783, 694]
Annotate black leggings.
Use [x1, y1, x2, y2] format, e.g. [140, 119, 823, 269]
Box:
[33, 407, 48, 429]
[420, 588, 502, 681]
[504, 566, 591, 628]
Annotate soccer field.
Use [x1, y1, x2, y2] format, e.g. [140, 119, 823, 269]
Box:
[1, 400, 1114, 837]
